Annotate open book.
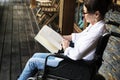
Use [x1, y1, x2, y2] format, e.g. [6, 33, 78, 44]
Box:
[34, 25, 63, 53]
[36, 0, 51, 3]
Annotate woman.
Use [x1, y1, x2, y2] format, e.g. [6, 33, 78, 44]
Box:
[18, 0, 112, 80]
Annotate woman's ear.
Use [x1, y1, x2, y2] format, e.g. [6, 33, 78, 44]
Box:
[95, 11, 101, 21]
[95, 11, 100, 18]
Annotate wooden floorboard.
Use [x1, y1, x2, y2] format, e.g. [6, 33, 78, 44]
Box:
[0, 0, 48, 80]
[0, 1, 11, 79]
[11, 4, 21, 80]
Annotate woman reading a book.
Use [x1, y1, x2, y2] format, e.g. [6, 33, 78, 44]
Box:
[18, 0, 112, 80]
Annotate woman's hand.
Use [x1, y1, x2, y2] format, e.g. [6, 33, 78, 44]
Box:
[62, 35, 72, 41]
[61, 39, 70, 50]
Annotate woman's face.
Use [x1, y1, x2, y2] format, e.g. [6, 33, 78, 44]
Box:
[83, 5, 97, 25]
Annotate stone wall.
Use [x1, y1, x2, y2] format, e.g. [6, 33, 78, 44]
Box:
[99, 9, 120, 80]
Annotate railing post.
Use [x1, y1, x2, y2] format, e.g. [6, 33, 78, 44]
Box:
[59, 0, 76, 35]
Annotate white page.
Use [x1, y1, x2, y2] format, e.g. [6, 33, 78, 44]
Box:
[35, 35, 58, 53]
[36, 0, 51, 2]
[40, 25, 63, 49]
[35, 25, 63, 53]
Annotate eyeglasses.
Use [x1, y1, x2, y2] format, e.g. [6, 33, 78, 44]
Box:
[82, 10, 88, 14]
[83, 12, 88, 14]
[83, 10, 95, 15]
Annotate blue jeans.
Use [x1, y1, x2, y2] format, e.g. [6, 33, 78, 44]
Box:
[18, 53, 63, 80]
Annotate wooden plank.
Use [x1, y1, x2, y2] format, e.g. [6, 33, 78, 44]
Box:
[18, 2, 48, 71]
[0, 0, 6, 73]
[23, 4, 38, 56]
[10, 4, 21, 80]
[74, 23, 82, 32]
[0, 0, 4, 24]
[0, 0, 49, 80]
[26, 4, 49, 53]
[18, 5, 30, 69]
[0, 3, 12, 80]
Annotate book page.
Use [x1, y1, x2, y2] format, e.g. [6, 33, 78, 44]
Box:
[36, 0, 51, 2]
[34, 25, 63, 53]
[35, 35, 59, 53]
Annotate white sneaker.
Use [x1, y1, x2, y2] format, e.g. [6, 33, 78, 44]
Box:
[27, 77, 36, 80]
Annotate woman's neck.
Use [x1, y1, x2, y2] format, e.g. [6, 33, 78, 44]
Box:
[91, 18, 103, 25]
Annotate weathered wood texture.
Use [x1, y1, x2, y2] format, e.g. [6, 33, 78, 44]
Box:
[0, 0, 48, 80]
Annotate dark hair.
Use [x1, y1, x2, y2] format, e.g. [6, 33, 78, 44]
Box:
[84, 0, 112, 18]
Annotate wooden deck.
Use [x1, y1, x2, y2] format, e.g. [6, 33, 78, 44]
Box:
[0, 0, 48, 80]
[0, 0, 120, 80]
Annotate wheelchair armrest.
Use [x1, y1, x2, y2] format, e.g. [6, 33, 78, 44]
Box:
[45, 54, 73, 62]
[44, 54, 96, 67]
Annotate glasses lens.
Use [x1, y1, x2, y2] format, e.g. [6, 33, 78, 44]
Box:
[82, 9, 88, 14]
[83, 11, 88, 14]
